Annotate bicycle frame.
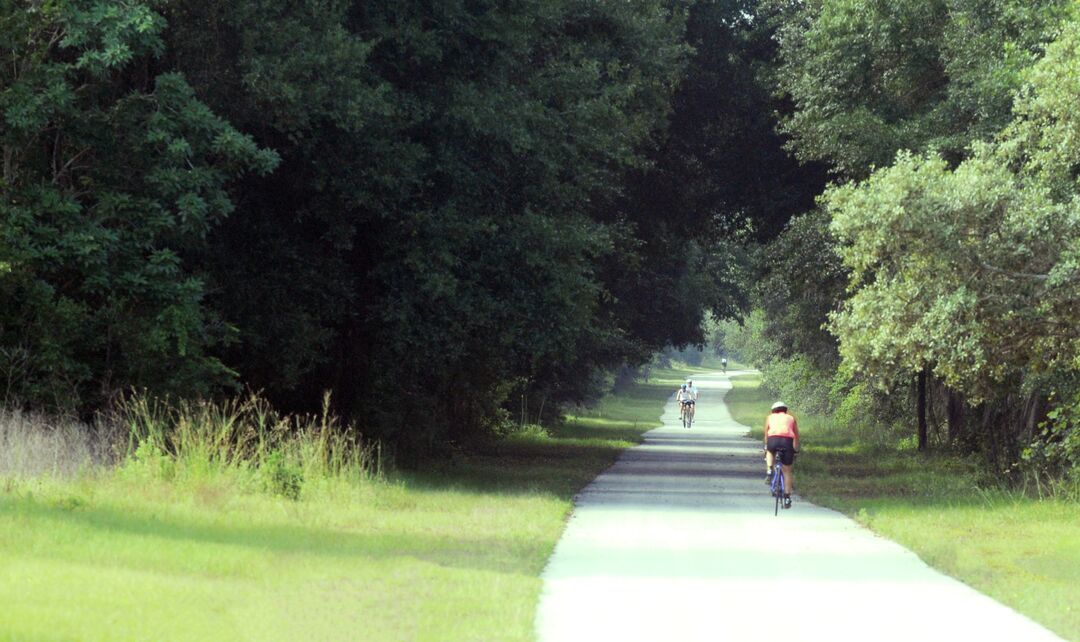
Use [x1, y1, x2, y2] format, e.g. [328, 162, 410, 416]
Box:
[770, 464, 786, 516]
[768, 446, 795, 515]
[680, 401, 694, 428]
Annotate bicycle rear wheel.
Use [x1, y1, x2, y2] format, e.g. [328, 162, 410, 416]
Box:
[772, 469, 784, 516]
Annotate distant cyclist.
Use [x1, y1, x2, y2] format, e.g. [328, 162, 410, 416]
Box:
[676, 383, 694, 426]
[721, 357, 728, 373]
[684, 379, 698, 425]
[764, 401, 800, 509]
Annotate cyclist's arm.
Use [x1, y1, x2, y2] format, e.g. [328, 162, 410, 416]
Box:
[792, 417, 800, 451]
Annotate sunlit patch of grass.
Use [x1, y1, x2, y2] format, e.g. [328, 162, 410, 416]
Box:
[0, 473, 561, 642]
[724, 372, 1080, 642]
[724, 374, 772, 436]
[855, 496, 1080, 640]
[725, 373, 843, 445]
[1, 366, 694, 641]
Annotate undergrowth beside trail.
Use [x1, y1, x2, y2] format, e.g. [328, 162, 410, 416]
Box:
[725, 372, 1080, 642]
[0, 364, 704, 641]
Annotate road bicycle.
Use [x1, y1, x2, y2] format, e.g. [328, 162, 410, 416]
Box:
[681, 401, 694, 428]
[768, 448, 794, 515]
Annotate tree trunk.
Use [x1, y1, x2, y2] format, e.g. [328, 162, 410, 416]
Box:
[1021, 392, 1048, 444]
[927, 377, 940, 439]
[2, 145, 14, 185]
[983, 403, 1000, 471]
[917, 370, 928, 451]
[947, 388, 965, 444]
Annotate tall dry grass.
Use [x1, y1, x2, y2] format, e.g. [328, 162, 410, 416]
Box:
[0, 409, 119, 479]
[2, 392, 382, 499]
[114, 391, 382, 499]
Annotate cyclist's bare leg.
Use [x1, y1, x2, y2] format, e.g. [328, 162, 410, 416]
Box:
[782, 464, 793, 495]
[765, 450, 775, 472]
[689, 403, 695, 422]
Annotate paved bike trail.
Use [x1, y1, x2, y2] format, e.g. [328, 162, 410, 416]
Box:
[535, 370, 1064, 642]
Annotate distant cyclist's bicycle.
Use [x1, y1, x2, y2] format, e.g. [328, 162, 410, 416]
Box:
[681, 401, 694, 428]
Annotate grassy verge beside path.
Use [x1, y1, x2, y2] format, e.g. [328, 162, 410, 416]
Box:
[724, 372, 1080, 641]
[0, 365, 707, 642]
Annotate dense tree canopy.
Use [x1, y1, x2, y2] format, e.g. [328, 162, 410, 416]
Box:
[769, 0, 1069, 177]
[4, 0, 1079, 474]
[4, 0, 788, 458]
[825, 11, 1080, 400]
[166, 0, 704, 454]
[742, 0, 1080, 473]
[1, 0, 277, 408]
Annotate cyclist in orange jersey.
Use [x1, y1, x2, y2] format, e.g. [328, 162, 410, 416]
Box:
[764, 401, 800, 509]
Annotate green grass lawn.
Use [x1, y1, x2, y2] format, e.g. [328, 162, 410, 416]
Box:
[0, 365, 709, 642]
[725, 372, 1080, 641]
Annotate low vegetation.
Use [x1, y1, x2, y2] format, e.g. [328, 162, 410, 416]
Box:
[725, 373, 1080, 642]
[0, 365, 700, 641]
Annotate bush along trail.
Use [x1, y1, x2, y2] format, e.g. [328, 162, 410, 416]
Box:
[0, 364, 713, 642]
[724, 372, 1080, 642]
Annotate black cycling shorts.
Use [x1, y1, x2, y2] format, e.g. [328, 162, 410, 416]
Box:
[681, 399, 695, 405]
[767, 436, 796, 466]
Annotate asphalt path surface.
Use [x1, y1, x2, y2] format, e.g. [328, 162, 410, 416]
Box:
[535, 370, 1064, 642]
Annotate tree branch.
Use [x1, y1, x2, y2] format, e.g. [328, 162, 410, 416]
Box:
[52, 146, 92, 186]
[2, 145, 15, 185]
[979, 261, 1050, 282]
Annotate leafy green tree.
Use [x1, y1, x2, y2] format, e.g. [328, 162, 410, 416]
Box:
[734, 0, 1076, 457]
[601, 0, 827, 379]
[823, 12, 1080, 460]
[769, 0, 1068, 178]
[826, 150, 1077, 398]
[0, 0, 277, 408]
[751, 209, 845, 372]
[160, 0, 696, 455]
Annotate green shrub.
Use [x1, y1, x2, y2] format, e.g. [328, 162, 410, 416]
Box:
[1021, 390, 1080, 498]
[262, 449, 303, 500]
[508, 424, 550, 441]
[119, 440, 175, 482]
[116, 391, 381, 495]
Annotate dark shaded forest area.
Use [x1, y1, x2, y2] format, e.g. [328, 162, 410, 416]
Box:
[4, 0, 1079, 476]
